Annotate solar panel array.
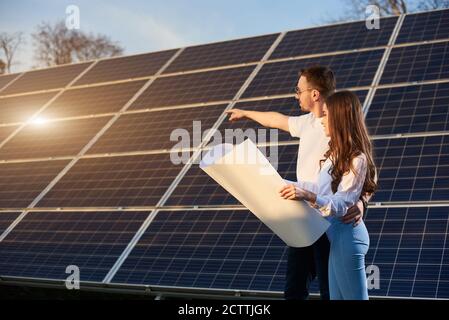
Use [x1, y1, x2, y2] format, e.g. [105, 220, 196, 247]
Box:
[0, 9, 448, 300]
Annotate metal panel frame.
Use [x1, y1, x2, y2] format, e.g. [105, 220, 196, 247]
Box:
[362, 14, 405, 115]
[0, 72, 24, 95]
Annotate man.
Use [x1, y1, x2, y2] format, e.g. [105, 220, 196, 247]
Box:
[226, 65, 366, 300]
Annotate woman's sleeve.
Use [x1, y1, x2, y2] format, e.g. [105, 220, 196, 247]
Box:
[283, 179, 319, 194]
[315, 155, 367, 217]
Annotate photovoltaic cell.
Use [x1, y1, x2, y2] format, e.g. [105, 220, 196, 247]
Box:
[364, 206, 449, 299]
[163, 34, 279, 74]
[74, 50, 178, 86]
[129, 66, 255, 110]
[0, 91, 58, 125]
[111, 209, 288, 292]
[271, 17, 397, 59]
[0, 159, 70, 209]
[0, 212, 21, 235]
[0, 116, 112, 160]
[165, 144, 298, 207]
[351, 89, 368, 105]
[36, 153, 186, 208]
[242, 50, 384, 99]
[380, 41, 449, 85]
[87, 104, 227, 155]
[0, 211, 149, 282]
[366, 82, 449, 136]
[396, 10, 449, 44]
[372, 135, 449, 203]
[1, 62, 92, 96]
[40, 80, 146, 119]
[0, 73, 21, 92]
[164, 161, 237, 207]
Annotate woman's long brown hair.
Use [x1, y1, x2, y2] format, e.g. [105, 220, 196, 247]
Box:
[321, 90, 377, 197]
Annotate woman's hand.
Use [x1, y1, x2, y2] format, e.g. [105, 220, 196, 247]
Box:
[279, 184, 314, 201]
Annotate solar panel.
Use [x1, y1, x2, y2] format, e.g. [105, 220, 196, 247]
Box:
[39, 80, 146, 120]
[270, 17, 398, 59]
[372, 134, 449, 203]
[364, 206, 449, 299]
[0, 116, 112, 160]
[366, 82, 449, 136]
[242, 50, 384, 99]
[0, 159, 70, 209]
[0, 212, 21, 235]
[163, 34, 279, 74]
[128, 66, 255, 110]
[111, 208, 288, 292]
[36, 153, 185, 208]
[1, 62, 92, 96]
[0, 210, 150, 281]
[0, 9, 448, 300]
[0, 73, 21, 92]
[396, 9, 449, 44]
[0, 91, 58, 125]
[87, 104, 227, 155]
[110, 204, 449, 299]
[165, 144, 298, 207]
[380, 41, 449, 85]
[74, 50, 178, 86]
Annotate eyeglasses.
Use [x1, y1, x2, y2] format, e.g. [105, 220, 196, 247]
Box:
[295, 86, 314, 95]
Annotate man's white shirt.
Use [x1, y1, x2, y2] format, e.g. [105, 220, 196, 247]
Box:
[287, 112, 330, 192]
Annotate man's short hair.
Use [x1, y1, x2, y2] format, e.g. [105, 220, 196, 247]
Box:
[299, 65, 336, 99]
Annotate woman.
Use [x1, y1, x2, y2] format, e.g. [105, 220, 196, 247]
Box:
[280, 90, 377, 300]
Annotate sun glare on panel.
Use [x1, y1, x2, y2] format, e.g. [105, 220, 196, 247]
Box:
[29, 117, 47, 125]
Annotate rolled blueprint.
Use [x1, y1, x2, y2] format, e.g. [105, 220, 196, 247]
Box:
[200, 139, 330, 247]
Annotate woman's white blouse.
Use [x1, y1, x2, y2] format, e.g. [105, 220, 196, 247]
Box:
[296, 153, 368, 217]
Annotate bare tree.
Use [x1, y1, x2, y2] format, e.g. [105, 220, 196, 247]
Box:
[73, 33, 123, 61]
[325, 0, 448, 22]
[0, 32, 25, 73]
[417, 0, 449, 10]
[32, 21, 73, 66]
[32, 21, 124, 67]
[345, 0, 408, 17]
[0, 59, 6, 74]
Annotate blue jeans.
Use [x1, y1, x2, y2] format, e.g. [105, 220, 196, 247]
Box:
[326, 218, 370, 300]
[284, 233, 330, 300]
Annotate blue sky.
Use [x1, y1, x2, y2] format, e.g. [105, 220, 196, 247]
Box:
[0, 0, 348, 72]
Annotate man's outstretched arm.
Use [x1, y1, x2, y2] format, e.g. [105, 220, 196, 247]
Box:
[226, 109, 290, 132]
